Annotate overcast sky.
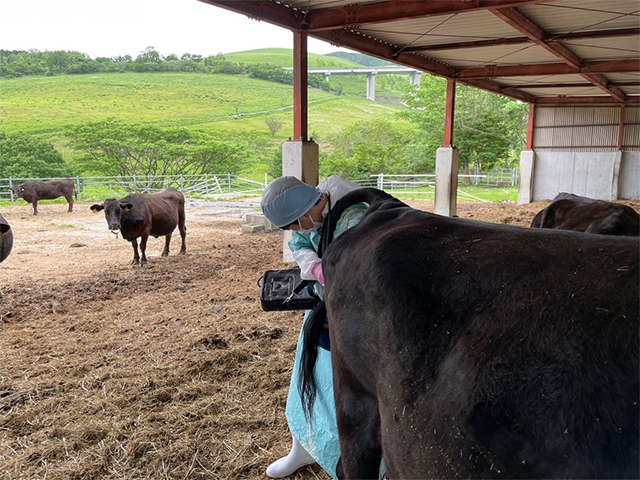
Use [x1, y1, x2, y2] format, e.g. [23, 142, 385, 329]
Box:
[0, 0, 349, 59]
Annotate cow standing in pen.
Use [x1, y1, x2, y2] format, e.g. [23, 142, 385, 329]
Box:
[9, 178, 75, 216]
[300, 188, 638, 480]
[531, 192, 639, 236]
[90, 187, 186, 267]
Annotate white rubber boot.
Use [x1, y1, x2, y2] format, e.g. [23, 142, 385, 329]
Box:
[266, 434, 316, 478]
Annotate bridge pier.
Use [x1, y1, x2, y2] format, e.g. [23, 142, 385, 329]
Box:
[366, 72, 377, 101]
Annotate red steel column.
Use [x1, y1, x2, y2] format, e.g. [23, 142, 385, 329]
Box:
[292, 30, 308, 141]
[526, 103, 535, 149]
[617, 104, 626, 149]
[444, 78, 456, 147]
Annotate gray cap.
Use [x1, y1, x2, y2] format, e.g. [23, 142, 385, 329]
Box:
[261, 176, 320, 227]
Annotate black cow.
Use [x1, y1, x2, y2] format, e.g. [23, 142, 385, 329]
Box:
[305, 189, 638, 479]
[9, 178, 75, 216]
[530, 192, 639, 236]
[0, 212, 13, 264]
[90, 187, 186, 267]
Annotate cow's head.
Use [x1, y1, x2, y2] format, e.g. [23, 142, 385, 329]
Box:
[9, 185, 23, 199]
[90, 199, 134, 232]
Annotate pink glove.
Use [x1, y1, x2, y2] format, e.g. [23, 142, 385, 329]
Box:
[311, 261, 324, 286]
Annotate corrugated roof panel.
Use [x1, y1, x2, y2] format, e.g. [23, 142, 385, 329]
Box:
[520, 86, 604, 96]
[424, 44, 558, 68]
[563, 37, 640, 61]
[520, 0, 640, 35]
[358, 11, 521, 48]
[498, 74, 587, 85]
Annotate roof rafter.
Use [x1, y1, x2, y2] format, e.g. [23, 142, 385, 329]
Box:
[536, 96, 640, 104]
[401, 27, 640, 53]
[456, 59, 640, 78]
[304, 0, 558, 32]
[491, 6, 627, 101]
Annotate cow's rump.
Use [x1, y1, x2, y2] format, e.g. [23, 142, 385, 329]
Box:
[0, 212, 13, 264]
[531, 192, 639, 236]
[323, 195, 639, 479]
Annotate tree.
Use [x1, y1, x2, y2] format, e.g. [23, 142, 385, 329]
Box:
[400, 76, 528, 176]
[321, 118, 417, 179]
[265, 117, 283, 137]
[65, 119, 247, 188]
[0, 132, 72, 178]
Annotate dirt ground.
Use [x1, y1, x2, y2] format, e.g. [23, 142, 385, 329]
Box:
[0, 196, 637, 479]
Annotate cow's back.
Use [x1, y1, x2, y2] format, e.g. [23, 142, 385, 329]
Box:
[325, 210, 639, 479]
[531, 193, 639, 236]
[120, 188, 185, 238]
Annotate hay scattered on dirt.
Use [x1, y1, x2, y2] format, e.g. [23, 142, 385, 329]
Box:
[0, 197, 637, 479]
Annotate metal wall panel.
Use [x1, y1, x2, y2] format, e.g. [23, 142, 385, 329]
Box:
[533, 105, 629, 151]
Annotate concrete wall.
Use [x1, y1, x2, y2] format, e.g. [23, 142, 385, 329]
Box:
[529, 151, 639, 201]
[619, 151, 640, 199]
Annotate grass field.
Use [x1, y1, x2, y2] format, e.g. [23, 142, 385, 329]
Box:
[0, 71, 406, 148]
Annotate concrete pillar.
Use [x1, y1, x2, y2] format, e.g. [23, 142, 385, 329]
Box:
[280, 139, 320, 262]
[434, 147, 459, 217]
[366, 72, 377, 101]
[409, 71, 421, 85]
[323, 72, 331, 82]
[611, 150, 622, 200]
[517, 150, 536, 204]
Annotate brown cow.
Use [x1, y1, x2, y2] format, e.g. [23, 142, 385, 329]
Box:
[90, 187, 187, 267]
[530, 192, 639, 236]
[9, 178, 75, 216]
[0, 212, 13, 264]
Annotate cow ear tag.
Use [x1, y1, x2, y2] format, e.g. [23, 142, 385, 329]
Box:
[91, 208, 97, 213]
[124, 207, 130, 212]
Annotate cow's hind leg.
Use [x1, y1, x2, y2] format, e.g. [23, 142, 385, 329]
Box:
[334, 358, 382, 479]
[65, 194, 73, 212]
[32, 201, 38, 216]
[130, 239, 140, 265]
[161, 233, 172, 257]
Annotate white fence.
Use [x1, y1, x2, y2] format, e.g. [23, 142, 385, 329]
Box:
[0, 170, 517, 204]
[0, 174, 267, 203]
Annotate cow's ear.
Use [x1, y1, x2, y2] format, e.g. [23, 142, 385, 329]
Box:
[121, 203, 133, 212]
[90, 204, 104, 213]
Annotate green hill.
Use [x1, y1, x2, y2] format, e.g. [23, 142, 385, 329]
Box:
[0, 71, 407, 155]
[224, 48, 361, 68]
[325, 51, 394, 67]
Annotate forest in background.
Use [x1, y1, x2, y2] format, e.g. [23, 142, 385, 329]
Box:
[0, 48, 527, 186]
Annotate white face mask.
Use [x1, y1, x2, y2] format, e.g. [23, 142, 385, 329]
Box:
[297, 214, 323, 234]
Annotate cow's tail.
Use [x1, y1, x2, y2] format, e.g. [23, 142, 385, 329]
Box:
[298, 300, 327, 421]
[299, 187, 406, 420]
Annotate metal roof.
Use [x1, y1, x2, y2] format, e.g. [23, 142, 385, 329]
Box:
[199, 0, 639, 105]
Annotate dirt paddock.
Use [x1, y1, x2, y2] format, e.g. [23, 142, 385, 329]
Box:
[0, 196, 637, 479]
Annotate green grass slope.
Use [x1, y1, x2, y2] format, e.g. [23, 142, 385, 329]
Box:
[0, 71, 405, 148]
[223, 48, 361, 68]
